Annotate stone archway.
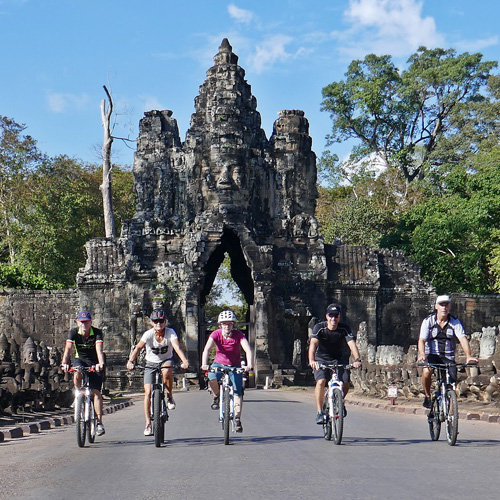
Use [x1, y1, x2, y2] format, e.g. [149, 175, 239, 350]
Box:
[77, 39, 434, 387]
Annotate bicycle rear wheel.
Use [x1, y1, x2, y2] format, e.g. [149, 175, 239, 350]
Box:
[87, 400, 96, 443]
[428, 396, 441, 441]
[75, 394, 86, 448]
[322, 391, 332, 441]
[153, 388, 163, 447]
[223, 386, 231, 445]
[332, 388, 344, 445]
[445, 389, 458, 446]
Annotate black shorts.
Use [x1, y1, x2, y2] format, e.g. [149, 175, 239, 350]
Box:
[426, 354, 457, 383]
[314, 364, 350, 384]
[73, 359, 103, 392]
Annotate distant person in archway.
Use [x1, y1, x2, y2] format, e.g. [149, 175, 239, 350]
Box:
[201, 310, 253, 433]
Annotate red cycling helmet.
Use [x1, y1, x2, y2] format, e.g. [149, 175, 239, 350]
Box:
[150, 309, 167, 321]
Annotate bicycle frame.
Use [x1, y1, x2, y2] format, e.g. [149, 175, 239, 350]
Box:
[210, 366, 244, 445]
[70, 366, 97, 448]
[422, 361, 468, 446]
[136, 363, 169, 447]
[320, 363, 351, 445]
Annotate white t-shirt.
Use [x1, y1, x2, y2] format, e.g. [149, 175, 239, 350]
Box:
[140, 327, 178, 364]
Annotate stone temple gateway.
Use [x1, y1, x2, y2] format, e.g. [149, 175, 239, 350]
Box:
[77, 39, 436, 386]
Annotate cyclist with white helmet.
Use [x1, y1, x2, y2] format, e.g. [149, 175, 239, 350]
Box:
[201, 309, 253, 432]
[127, 309, 189, 436]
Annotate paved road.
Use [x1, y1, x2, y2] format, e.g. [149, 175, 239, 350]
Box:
[1, 388, 499, 500]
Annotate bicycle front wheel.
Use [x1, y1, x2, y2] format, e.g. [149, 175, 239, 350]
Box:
[445, 389, 459, 446]
[75, 394, 86, 448]
[332, 388, 344, 445]
[428, 396, 441, 441]
[322, 391, 332, 441]
[223, 386, 231, 445]
[87, 399, 96, 443]
[153, 389, 163, 447]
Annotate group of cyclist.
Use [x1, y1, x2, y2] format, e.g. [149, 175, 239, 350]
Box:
[61, 292, 475, 435]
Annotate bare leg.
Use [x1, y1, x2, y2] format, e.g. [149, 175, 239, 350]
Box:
[93, 390, 104, 424]
[422, 368, 432, 397]
[234, 395, 243, 418]
[315, 378, 326, 413]
[209, 379, 219, 397]
[144, 384, 152, 425]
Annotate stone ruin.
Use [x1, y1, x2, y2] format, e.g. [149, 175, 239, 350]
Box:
[2, 39, 500, 410]
[73, 39, 500, 394]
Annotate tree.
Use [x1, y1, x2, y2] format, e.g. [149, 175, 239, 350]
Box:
[0, 116, 45, 263]
[100, 85, 116, 237]
[320, 48, 497, 188]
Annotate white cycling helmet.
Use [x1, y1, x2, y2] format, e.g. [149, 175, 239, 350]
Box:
[218, 310, 237, 323]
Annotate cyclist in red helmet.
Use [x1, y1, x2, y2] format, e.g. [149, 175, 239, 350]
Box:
[127, 309, 189, 436]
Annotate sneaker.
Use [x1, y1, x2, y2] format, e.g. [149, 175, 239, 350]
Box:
[315, 411, 324, 424]
[235, 418, 243, 433]
[423, 396, 431, 409]
[167, 395, 176, 410]
[211, 395, 220, 410]
[96, 423, 105, 436]
[144, 423, 153, 436]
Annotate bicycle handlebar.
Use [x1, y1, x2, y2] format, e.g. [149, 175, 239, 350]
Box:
[209, 366, 246, 375]
[319, 363, 353, 370]
[418, 361, 477, 368]
[68, 365, 96, 373]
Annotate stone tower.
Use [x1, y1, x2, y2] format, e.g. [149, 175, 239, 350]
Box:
[77, 39, 433, 385]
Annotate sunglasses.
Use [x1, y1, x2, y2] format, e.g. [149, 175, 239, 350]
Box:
[327, 313, 340, 318]
[152, 319, 165, 324]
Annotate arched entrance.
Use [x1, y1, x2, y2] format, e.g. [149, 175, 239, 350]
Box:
[197, 228, 255, 382]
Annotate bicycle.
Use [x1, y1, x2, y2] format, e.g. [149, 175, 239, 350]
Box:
[420, 361, 475, 446]
[319, 362, 352, 445]
[135, 363, 169, 447]
[70, 366, 98, 448]
[209, 366, 245, 445]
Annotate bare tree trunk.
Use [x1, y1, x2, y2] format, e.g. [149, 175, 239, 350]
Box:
[100, 85, 116, 238]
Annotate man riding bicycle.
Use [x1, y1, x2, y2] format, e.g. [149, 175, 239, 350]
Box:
[61, 311, 106, 436]
[308, 303, 362, 424]
[418, 294, 477, 409]
[201, 310, 253, 433]
[126, 309, 189, 436]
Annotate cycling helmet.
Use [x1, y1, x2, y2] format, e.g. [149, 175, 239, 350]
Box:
[218, 310, 237, 323]
[150, 309, 167, 321]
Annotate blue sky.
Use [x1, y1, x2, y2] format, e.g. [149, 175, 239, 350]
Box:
[1, 0, 499, 168]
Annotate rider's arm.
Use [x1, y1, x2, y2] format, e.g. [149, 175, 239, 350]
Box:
[201, 337, 215, 370]
[458, 336, 477, 363]
[308, 337, 319, 370]
[171, 338, 189, 369]
[126, 340, 146, 370]
[347, 339, 362, 368]
[240, 337, 253, 370]
[417, 337, 427, 362]
[95, 341, 105, 371]
[61, 340, 73, 372]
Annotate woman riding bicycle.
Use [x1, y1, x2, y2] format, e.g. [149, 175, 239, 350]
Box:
[126, 309, 189, 436]
[201, 310, 253, 433]
[418, 295, 477, 409]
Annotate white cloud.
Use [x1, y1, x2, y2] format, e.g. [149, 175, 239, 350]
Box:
[455, 35, 499, 53]
[47, 92, 90, 113]
[140, 95, 166, 112]
[228, 4, 254, 24]
[248, 35, 296, 73]
[341, 0, 444, 58]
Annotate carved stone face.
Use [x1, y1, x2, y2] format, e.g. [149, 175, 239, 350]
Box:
[23, 338, 36, 364]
